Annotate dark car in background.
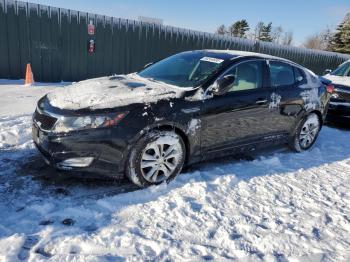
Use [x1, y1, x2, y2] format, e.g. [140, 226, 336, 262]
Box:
[32, 50, 332, 187]
[324, 60, 350, 122]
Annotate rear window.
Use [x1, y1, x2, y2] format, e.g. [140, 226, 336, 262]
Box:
[269, 61, 295, 87]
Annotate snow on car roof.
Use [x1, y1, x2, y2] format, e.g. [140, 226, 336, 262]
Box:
[203, 49, 293, 62]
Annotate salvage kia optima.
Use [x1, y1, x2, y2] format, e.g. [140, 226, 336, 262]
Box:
[32, 50, 332, 187]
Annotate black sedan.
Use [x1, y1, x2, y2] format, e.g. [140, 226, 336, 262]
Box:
[324, 60, 350, 122]
[32, 50, 332, 187]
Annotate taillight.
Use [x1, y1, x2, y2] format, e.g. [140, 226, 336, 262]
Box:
[326, 84, 334, 94]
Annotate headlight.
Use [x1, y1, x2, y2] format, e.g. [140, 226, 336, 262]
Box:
[53, 112, 128, 133]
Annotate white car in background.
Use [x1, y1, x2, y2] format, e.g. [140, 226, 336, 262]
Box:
[324, 60, 350, 122]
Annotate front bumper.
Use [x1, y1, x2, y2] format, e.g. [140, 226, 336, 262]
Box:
[32, 122, 128, 178]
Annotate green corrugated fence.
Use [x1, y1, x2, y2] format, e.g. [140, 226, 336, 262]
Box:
[0, 0, 350, 82]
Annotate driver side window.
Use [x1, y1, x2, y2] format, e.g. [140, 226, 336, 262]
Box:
[224, 60, 263, 93]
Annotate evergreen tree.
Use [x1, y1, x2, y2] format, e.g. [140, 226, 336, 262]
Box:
[340, 18, 350, 53]
[260, 22, 273, 42]
[238, 20, 250, 38]
[330, 22, 345, 51]
[229, 22, 240, 37]
[330, 13, 350, 53]
[229, 20, 250, 38]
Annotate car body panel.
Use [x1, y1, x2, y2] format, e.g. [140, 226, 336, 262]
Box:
[201, 87, 276, 155]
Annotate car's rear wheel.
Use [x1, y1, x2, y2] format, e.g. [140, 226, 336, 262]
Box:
[289, 113, 321, 152]
[126, 130, 186, 187]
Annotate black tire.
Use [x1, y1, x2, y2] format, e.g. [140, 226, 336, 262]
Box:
[289, 113, 321, 152]
[126, 130, 186, 187]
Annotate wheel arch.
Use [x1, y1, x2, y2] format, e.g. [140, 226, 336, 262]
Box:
[123, 122, 192, 186]
[154, 124, 191, 164]
[290, 109, 323, 141]
[309, 109, 324, 127]
[124, 122, 192, 172]
[289, 109, 323, 152]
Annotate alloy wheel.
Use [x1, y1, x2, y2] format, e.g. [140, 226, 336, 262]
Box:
[299, 115, 320, 148]
[140, 137, 183, 183]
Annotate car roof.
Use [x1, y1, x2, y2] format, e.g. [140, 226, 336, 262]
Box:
[203, 49, 294, 63]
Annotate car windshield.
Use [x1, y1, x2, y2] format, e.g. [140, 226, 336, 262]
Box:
[138, 51, 231, 87]
[331, 61, 350, 77]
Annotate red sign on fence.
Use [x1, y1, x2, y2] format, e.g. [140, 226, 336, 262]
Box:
[88, 22, 95, 35]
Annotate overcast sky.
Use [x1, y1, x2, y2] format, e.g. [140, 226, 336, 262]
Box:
[26, 0, 350, 45]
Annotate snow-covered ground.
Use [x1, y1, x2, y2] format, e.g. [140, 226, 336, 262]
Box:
[0, 80, 350, 261]
[0, 80, 69, 117]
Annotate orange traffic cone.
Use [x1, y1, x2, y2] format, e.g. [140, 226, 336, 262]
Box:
[25, 63, 34, 86]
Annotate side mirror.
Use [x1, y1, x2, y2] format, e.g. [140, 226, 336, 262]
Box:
[324, 69, 332, 75]
[144, 62, 153, 69]
[212, 74, 236, 96]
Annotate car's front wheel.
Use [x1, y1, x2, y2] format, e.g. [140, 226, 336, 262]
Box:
[126, 130, 186, 187]
[289, 113, 321, 152]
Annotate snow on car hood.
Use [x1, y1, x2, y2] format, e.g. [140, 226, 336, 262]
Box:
[323, 74, 350, 87]
[47, 74, 183, 110]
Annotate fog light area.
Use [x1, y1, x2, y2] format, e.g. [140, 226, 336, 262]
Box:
[58, 157, 94, 169]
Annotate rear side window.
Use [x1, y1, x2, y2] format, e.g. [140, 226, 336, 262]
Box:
[269, 61, 295, 87]
[294, 67, 307, 85]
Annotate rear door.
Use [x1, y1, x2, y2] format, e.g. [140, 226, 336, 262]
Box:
[201, 59, 277, 156]
[267, 60, 307, 133]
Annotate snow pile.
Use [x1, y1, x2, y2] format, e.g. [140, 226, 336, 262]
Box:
[0, 82, 350, 261]
[0, 234, 26, 261]
[47, 74, 184, 110]
[0, 115, 32, 148]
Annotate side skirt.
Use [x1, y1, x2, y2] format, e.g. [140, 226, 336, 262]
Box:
[202, 133, 289, 161]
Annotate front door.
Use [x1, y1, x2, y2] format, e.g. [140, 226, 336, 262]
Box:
[201, 59, 276, 156]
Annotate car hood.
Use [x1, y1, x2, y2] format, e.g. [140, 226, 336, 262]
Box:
[47, 74, 185, 110]
[323, 74, 350, 87]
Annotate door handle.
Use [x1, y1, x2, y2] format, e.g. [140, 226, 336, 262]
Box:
[256, 99, 268, 105]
